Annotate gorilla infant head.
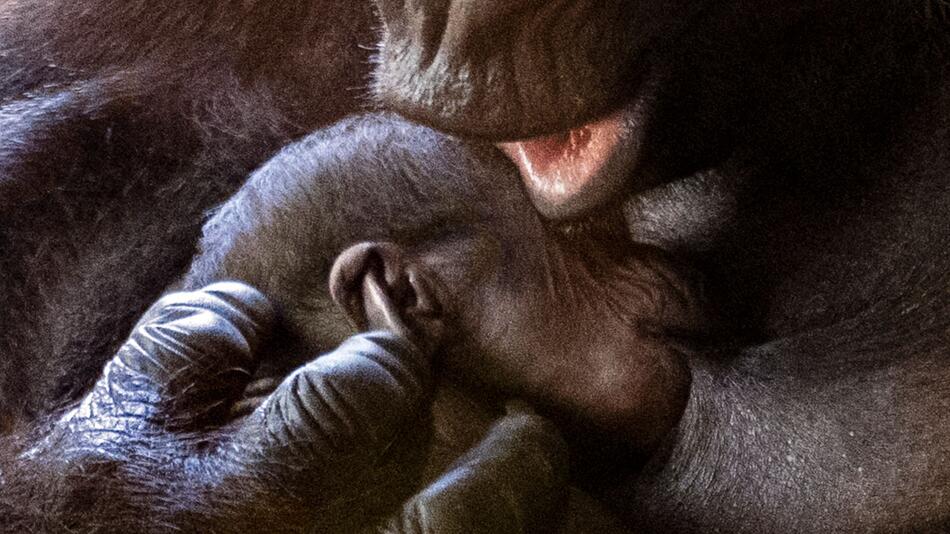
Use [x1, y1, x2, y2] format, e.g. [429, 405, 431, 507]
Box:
[186, 113, 705, 453]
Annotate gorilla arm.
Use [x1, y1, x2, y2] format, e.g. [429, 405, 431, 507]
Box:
[0, 282, 568, 533]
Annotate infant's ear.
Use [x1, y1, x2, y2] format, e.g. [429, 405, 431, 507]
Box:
[329, 242, 444, 351]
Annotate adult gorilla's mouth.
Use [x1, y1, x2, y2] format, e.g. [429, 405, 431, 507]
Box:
[370, 0, 707, 219]
[497, 108, 643, 220]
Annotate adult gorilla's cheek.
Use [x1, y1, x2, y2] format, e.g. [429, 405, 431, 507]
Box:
[372, 0, 699, 140]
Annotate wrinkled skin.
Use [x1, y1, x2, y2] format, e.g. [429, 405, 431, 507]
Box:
[374, 1, 950, 532]
[1, 281, 570, 533]
[1, 1, 947, 532]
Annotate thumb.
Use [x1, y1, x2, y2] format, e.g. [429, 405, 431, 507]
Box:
[376, 404, 570, 533]
[231, 331, 434, 499]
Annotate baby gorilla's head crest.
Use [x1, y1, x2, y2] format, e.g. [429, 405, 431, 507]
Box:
[187, 113, 534, 353]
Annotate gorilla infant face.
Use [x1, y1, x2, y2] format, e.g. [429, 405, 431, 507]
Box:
[189, 114, 704, 452]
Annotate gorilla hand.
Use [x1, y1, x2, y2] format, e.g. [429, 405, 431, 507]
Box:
[0, 282, 568, 533]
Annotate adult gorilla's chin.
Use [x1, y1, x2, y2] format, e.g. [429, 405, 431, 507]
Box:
[371, 0, 701, 141]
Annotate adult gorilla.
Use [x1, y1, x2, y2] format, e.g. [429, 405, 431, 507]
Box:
[1, 1, 948, 533]
[373, 1, 950, 532]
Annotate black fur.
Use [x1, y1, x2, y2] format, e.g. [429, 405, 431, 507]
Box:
[0, 113, 606, 534]
[0, 1, 376, 427]
[2, 1, 949, 532]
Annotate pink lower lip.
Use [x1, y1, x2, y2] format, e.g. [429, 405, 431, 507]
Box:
[498, 112, 624, 209]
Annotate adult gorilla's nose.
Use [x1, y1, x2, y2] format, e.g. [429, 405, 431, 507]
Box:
[372, 0, 638, 141]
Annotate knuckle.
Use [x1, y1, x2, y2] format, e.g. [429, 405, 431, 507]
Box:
[153, 282, 274, 337]
[141, 285, 276, 362]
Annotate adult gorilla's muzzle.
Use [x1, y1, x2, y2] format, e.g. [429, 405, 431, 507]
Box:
[372, 0, 638, 141]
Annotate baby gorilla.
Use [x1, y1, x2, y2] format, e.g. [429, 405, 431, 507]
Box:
[184, 113, 705, 462]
